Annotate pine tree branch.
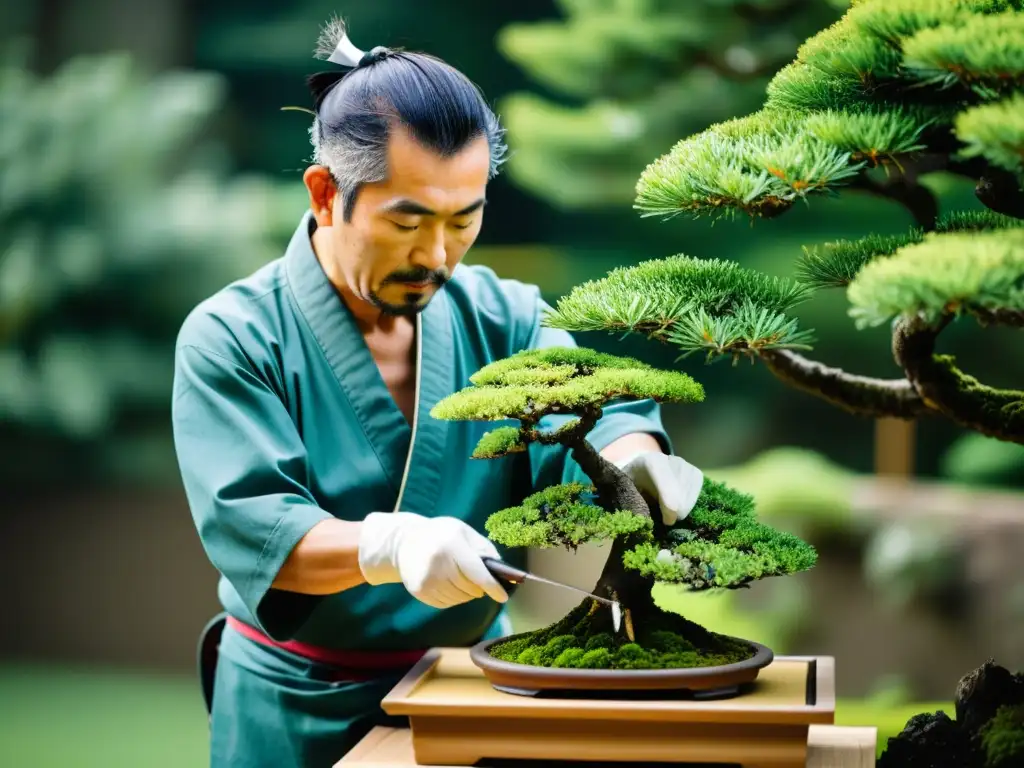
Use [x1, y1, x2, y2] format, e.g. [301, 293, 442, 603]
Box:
[758, 349, 928, 419]
[893, 315, 1024, 444]
[971, 307, 1024, 328]
[974, 170, 1024, 220]
[849, 172, 939, 231]
[947, 158, 1024, 220]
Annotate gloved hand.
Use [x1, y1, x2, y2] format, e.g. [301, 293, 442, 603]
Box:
[613, 451, 704, 527]
[357, 512, 509, 609]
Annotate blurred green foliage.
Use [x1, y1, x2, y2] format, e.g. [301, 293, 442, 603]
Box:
[940, 432, 1024, 487]
[0, 44, 304, 487]
[497, 0, 844, 210]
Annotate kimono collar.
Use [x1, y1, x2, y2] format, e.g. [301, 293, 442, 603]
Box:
[283, 210, 454, 516]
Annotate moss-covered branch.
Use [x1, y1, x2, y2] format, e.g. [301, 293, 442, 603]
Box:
[758, 349, 928, 419]
[894, 315, 1024, 444]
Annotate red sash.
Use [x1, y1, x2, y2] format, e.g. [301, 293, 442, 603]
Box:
[226, 616, 426, 681]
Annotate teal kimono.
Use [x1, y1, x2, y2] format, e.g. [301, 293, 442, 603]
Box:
[171, 211, 671, 767]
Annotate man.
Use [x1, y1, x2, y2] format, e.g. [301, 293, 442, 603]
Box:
[171, 19, 704, 768]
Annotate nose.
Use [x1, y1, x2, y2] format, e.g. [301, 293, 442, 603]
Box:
[411, 227, 447, 272]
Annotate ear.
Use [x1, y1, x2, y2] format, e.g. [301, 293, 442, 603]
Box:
[303, 165, 338, 226]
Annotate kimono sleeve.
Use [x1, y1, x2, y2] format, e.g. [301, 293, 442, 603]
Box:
[171, 342, 333, 641]
[521, 291, 673, 492]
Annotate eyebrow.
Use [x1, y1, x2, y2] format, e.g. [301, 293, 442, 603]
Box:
[380, 197, 487, 217]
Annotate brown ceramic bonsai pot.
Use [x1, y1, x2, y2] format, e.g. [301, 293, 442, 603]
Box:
[469, 634, 774, 698]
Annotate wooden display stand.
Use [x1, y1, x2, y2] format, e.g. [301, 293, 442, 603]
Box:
[337, 648, 876, 768]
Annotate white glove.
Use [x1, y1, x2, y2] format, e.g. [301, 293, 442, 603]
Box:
[357, 512, 509, 609]
[614, 451, 704, 527]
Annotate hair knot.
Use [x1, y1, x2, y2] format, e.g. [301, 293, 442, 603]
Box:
[358, 46, 391, 68]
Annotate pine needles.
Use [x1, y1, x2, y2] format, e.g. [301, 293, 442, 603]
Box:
[635, 0, 1024, 223]
[796, 231, 925, 288]
[552, 0, 1024, 441]
[847, 229, 1024, 327]
[544, 256, 816, 359]
[955, 92, 1024, 173]
[634, 114, 864, 220]
[902, 12, 1024, 94]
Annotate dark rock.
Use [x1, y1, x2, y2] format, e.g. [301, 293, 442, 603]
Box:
[877, 710, 976, 768]
[877, 661, 1024, 768]
[956, 660, 1024, 736]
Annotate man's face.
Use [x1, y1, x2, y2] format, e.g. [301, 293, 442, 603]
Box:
[309, 124, 491, 317]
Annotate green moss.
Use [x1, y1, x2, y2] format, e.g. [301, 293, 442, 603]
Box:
[431, 345, 704, 424]
[472, 426, 526, 458]
[982, 703, 1024, 767]
[489, 597, 754, 671]
[923, 355, 1024, 434]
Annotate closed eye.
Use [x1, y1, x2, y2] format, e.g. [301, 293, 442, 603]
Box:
[392, 221, 418, 232]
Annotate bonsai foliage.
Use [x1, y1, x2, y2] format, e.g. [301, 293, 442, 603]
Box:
[431, 347, 817, 668]
[622, 480, 817, 591]
[544, 0, 1024, 444]
[431, 346, 705, 534]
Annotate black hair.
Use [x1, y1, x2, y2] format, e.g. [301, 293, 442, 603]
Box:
[307, 30, 507, 222]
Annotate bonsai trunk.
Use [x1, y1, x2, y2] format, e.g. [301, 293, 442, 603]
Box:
[567, 433, 665, 638]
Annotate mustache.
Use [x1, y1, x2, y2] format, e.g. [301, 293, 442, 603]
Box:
[381, 266, 450, 286]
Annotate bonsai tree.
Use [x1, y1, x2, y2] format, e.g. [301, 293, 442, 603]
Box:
[541, 0, 1023, 447]
[431, 346, 816, 670]
[529, 0, 1023, 760]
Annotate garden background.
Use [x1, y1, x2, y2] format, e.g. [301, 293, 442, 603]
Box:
[2, 0, 1023, 764]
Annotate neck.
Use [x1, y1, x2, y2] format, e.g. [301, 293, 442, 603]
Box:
[311, 226, 409, 334]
